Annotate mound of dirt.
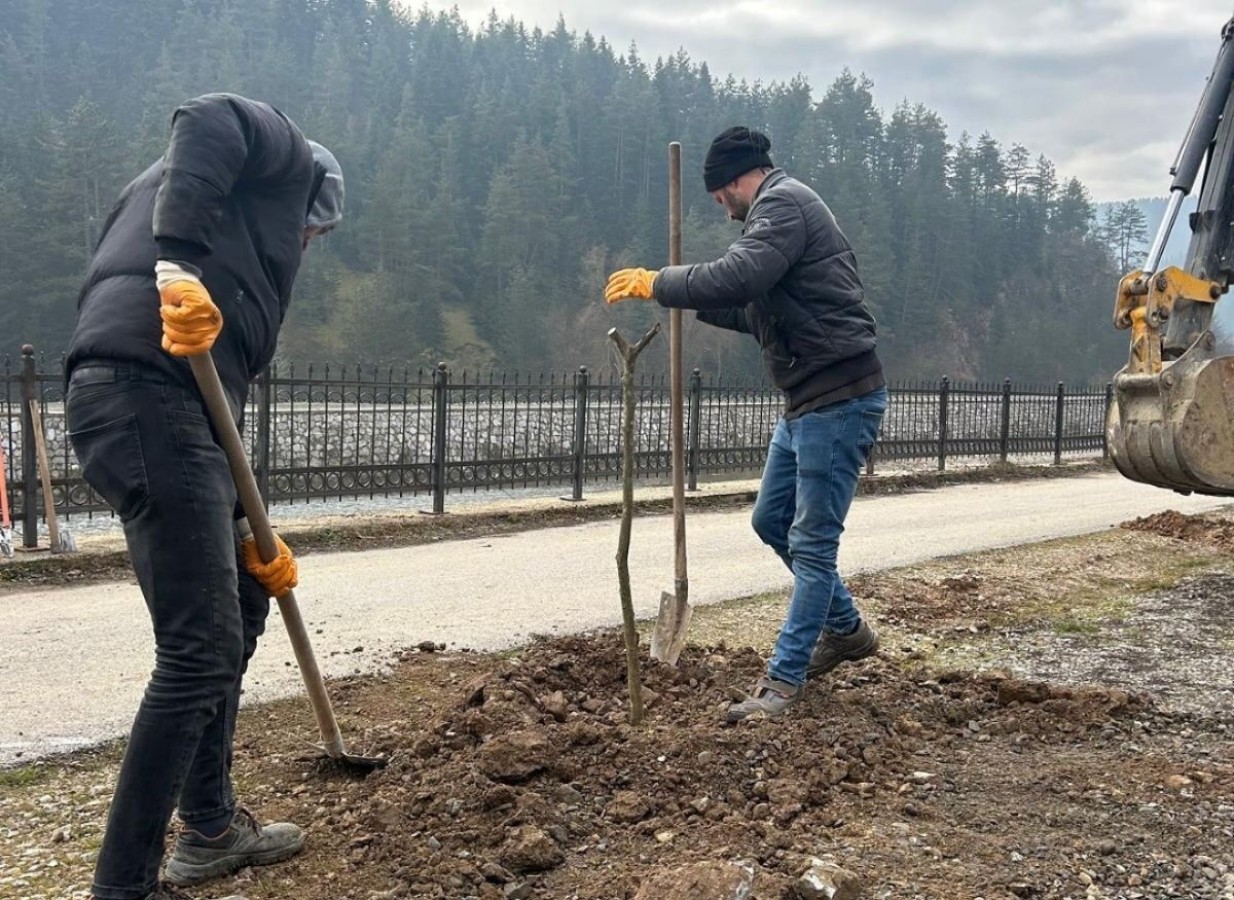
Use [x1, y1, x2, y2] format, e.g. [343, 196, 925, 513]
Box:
[312, 633, 1158, 899]
[1121, 510, 1234, 551]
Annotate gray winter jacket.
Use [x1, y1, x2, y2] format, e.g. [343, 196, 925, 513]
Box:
[654, 169, 883, 415]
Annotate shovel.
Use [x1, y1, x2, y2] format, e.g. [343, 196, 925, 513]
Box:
[0, 440, 13, 559]
[29, 401, 76, 553]
[650, 141, 693, 665]
[187, 352, 385, 772]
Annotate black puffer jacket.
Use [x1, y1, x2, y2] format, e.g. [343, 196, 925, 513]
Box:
[66, 94, 323, 413]
[653, 169, 883, 415]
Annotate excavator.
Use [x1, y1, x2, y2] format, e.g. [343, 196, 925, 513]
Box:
[1109, 12, 1234, 495]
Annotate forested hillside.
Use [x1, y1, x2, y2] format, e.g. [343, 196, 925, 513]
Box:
[0, 0, 1129, 382]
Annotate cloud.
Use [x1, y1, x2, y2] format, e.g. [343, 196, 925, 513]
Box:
[436, 0, 1233, 199]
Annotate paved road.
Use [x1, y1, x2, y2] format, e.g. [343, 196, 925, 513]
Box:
[0, 473, 1224, 765]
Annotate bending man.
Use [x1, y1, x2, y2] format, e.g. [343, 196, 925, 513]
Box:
[66, 93, 344, 900]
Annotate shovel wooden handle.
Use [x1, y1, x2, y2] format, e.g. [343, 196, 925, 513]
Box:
[187, 354, 347, 758]
[28, 401, 60, 550]
[0, 440, 12, 529]
[669, 141, 688, 599]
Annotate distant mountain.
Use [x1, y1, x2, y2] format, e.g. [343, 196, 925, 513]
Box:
[1095, 196, 1197, 269]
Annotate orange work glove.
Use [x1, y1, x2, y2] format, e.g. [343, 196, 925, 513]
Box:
[156, 260, 223, 356]
[604, 267, 659, 304]
[242, 532, 298, 599]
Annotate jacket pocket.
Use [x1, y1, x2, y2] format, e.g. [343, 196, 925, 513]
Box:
[69, 415, 149, 520]
[760, 309, 798, 371]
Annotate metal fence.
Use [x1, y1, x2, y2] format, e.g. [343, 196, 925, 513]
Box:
[1, 345, 1111, 547]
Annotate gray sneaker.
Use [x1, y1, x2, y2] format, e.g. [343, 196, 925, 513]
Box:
[164, 808, 305, 887]
[807, 619, 880, 680]
[725, 675, 804, 723]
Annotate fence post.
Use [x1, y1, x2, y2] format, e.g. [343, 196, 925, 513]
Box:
[20, 345, 38, 549]
[1054, 381, 1065, 466]
[687, 368, 702, 492]
[256, 365, 273, 502]
[938, 376, 950, 472]
[1102, 382, 1114, 460]
[430, 362, 449, 515]
[567, 365, 589, 502]
[1000, 378, 1012, 463]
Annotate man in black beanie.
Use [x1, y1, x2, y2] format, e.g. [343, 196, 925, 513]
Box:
[605, 126, 886, 723]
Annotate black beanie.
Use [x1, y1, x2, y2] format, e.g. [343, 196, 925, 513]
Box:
[704, 126, 773, 192]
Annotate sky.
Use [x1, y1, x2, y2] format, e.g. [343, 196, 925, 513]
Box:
[429, 0, 1234, 202]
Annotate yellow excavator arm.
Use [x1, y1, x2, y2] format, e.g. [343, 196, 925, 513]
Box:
[1108, 13, 1234, 495]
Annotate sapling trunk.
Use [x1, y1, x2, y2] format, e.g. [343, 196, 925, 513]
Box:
[607, 322, 661, 725]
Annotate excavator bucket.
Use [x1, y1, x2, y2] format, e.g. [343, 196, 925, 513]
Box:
[1108, 331, 1234, 496]
[1106, 13, 1234, 497]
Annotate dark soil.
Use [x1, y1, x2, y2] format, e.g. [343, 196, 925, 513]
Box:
[1122, 509, 1234, 553]
[206, 631, 1233, 900]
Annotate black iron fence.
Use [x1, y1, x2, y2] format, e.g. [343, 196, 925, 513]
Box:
[1, 345, 1111, 546]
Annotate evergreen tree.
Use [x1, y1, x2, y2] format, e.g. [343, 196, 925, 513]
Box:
[0, 0, 1131, 383]
[1101, 200, 1149, 272]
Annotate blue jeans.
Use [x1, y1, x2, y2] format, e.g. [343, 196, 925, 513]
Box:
[66, 361, 270, 900]
[752, 388, 887, 686]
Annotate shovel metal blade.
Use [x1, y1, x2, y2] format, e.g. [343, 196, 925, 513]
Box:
[1109, 332, 1234, 496]
[298, 738, 387, 772]
[649, 591, 676, 662]
[650, 590, 693, 666]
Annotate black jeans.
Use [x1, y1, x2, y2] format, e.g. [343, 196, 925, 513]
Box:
[66, 361, 270, 900]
